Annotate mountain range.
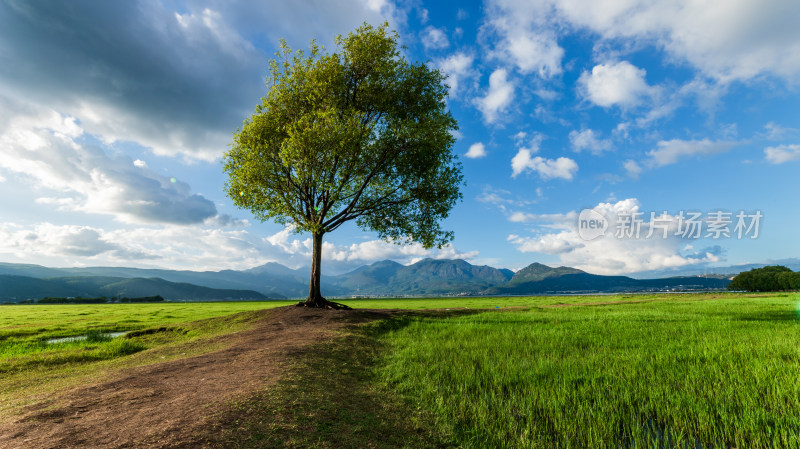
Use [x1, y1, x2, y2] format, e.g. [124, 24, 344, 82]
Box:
[0, 259, 731, 302]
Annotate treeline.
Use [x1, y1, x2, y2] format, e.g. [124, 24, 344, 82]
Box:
[28, 295, 165, 304]
[728, 266, 800, 292]
[118, 295, 165, 303]
[38, 296, 108, 304]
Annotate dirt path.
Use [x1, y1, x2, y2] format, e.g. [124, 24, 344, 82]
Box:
[0, 307, 393, 449]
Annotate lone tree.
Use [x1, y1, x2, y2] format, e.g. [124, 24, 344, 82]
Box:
[223, 23, 463, 309]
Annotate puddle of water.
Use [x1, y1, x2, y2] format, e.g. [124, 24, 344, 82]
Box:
[47, 331, 128, 344]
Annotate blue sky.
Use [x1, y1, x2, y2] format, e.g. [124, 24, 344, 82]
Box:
[0, 0, 798, 276]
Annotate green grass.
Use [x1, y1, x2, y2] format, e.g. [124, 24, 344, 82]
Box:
[0, 301, 296, 345]
[374, 294, 800, 448]
[3, 293, 797, 448]
[0, 301, 294, 418]
[0, 301, 297, 372]
[337, 292, 735, 310]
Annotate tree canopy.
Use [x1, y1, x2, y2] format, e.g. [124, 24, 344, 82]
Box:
[223, 23, 462, 308]
[727, 266, 800, 292]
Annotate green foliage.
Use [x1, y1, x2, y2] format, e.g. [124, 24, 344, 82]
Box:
[375, 296, 800, 448]
[118, 295, 165, 303]
[223, 22, 462, 248]
[728, 265, 800, 292]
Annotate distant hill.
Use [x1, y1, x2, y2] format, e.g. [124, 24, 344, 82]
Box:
[488, 263, 729, 294]
[0, 275, 274, 302]
[0, 258, 734, 301]
[0, 263, 310, 298]
[504, 262, 584, 285]
[333, 259, 513, 295]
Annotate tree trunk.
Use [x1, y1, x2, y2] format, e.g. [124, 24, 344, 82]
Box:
[297, 231, 350, 309]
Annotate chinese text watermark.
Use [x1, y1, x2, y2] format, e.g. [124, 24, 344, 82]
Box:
[577, 209, 762, 241]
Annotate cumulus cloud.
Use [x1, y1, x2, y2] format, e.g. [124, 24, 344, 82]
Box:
[579, 61, 652, 108]
[0, 1, 397, 161]
[551, 0, 800, 83]
[476, 68, 515, 123]
[511, 150, 578, 180]
[507, 198, 722, 275]
[0, 2, 263, 160]
[436, 52, 475, 97]
[483, 0, 564, 77]
[465, 142, 487, 159]
[508, 210, 577, 226]
[484, 0, 800, 84]
[261, 226, 480, 273]
[765, 144, 800, 164]
[569, 129, 613, 155]
[623, 159, 642, 179]
[0, 96, 220, 225]
[421, 25, 449, 50]
[0, 223, 144, 261]
[325, 239, 478, 267]
[645, 138, 738, 167]
[0, 220, 477, 274]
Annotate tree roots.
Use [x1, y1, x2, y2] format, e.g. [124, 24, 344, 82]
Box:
[295, 297, 352, 310]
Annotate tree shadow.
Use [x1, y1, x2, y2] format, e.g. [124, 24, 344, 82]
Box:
[733, 310, 800, 322]
[196, 310, 476, 448]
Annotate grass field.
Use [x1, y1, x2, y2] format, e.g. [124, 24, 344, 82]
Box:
[0, 300, 298, 417]
[2, 293, 798, 448]
[375, 294, 800, 448]
[0, 301, 298, 372]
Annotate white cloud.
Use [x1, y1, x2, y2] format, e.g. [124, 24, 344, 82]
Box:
[263, 225, 479, 273]
[476, 68, 515, 123]
[508, 210, 577, 226]
[511, 150, 578, 180]
[623, 159, 642, 179]
[763, 122, 797, 140]
[553, 0, 800, 83]
[0, 220, 479, 274]
[325, 239, 478, 266]
[436, 52, 475, 97]
[483, 0, 564, 77]
[646, 138, 738, 167]
[421, 25, 449, 50]
[0, 223, 143, 262]
[476, 186, 515, 209]
[579, 61, 652, 108]
[569, 129, 613, 155]
[0, 1, 400, 161]
[476, 185, 539, 219]
[417, 7, 429, 23]
[465, 142, 487, 159]
[0, 96, 221, 225]
[507, 198, 721, 275]
[765, 144, 800, 164]
[133, 159, 148, 168]
[508, 232, 582, 254]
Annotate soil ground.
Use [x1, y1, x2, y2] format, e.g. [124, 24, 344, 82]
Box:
[0, 307, 395, 449]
